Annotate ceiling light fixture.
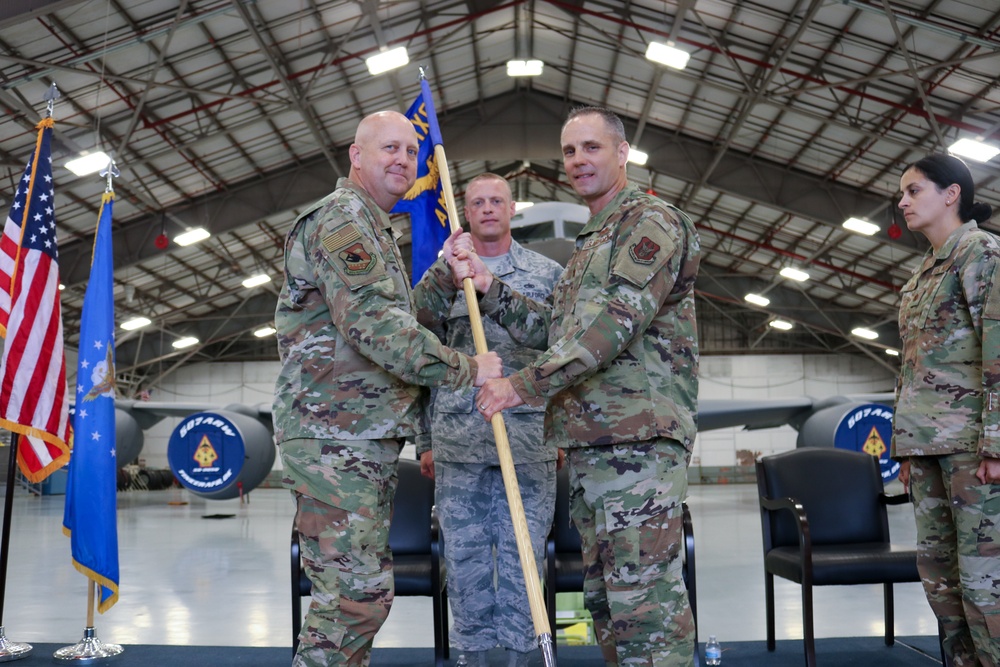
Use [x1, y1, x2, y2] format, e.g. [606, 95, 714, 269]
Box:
[885, 349, 899, 357]
[65, 151, 112, 177]
[254, 326, 276, 338]
[174, 227, 211, 246]
[949, 138, 1000, 163]
[172, 336, 199, 349]
[851, 327, 878, 340]
[366, 46, 409, 76]
[779, 266, 810, 282]
[514, 201, 534, 211]
[645, 41, 690, 70]
[744, 293, 770, 307]
[843, 217, 879, 236]
[506, 59, 544, 77]
[121, 316, 151, 331]
[242, 274, 271, 289]
[628, 148, 648, 166]
[769, 319, 793, 330]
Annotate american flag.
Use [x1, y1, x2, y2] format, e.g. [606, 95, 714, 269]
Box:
[0, 140, 32, 336]
[0, 214, 19, 336]
[0, 118, 71, 482]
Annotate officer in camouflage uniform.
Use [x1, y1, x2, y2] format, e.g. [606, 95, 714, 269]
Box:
[893, 153, 1000, 667]
[412, 173, 563, 667]
[273, 111, 502, 667]
[453, 107, 700, 666]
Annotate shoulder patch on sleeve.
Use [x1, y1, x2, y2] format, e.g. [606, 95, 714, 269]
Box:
[612, 218, 676, 288]
[982, 255, 1000, 321]
[322, 225, 361, 255]
[320, 222, 385, 288]
[629, 236, 661, 265]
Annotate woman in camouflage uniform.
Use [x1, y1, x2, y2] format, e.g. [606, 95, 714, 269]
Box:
[894, 153, 1000, 666]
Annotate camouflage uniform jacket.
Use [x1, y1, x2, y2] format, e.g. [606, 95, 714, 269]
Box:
[272, 178, 478, 445]
[479, 183, 701, 450]
[412, 240, 564, 464]
[892, 221, 1000, 458]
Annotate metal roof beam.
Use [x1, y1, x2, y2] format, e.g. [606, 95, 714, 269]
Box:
[696, 263, 901, 354]
[0, 0, 87, 29]
[57, 90, 922, 286]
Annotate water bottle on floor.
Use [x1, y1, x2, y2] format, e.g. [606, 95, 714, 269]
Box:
[455, 654, 468, 667]
[705, 635, 722, 665]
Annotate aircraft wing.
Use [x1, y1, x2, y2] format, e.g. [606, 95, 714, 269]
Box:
[697, 397, 815, 432]
[116, 399, 272, 430]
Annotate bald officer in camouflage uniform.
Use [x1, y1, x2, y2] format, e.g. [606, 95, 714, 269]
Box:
[455, 106, 700, 666]
[893, 153, 1000, 667]
[412, 173, 563, 667]
[273, 110, 503, 667]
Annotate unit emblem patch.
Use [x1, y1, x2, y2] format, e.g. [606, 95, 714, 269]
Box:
[339, 242, 375, 275]
[629, 236, 660, 264]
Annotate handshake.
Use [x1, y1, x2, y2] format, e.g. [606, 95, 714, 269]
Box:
[445, 228, 523, 419]
[444, 228, 494, 294]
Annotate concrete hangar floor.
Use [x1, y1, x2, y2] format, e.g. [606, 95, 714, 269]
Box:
[0, 481, 938, 653]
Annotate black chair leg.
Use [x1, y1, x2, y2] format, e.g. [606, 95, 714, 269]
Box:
[291, 531, 301, 656]
[545, 579, 556, 657]
[431, 591, 444, 667]
[291, 598, 300, 656]
[883, 583, 895, 646]
[441, 589, 450, 660]
[802, 581, 816, 667]
[765, 573, 776, 651]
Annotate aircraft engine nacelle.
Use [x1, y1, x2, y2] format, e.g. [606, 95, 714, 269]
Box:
[114, 407, 145, 465]
[167, 409, 276, 500]
[795, 401, 900, 482]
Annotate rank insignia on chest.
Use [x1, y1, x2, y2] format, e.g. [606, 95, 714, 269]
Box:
[629, 236, 660, 264]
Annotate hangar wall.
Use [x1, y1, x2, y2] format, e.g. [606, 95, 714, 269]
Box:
[136, 353, 895, 482]
[693, 354, 895, 481]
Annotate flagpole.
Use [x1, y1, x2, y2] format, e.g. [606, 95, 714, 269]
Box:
[0, 81, 67, 664]
[419, 70, 556, 666]
[54, 159, 123, 664]
[86, 582, 95, 629]
[0, 433, 18, 619]
[0, 433, 33, 661]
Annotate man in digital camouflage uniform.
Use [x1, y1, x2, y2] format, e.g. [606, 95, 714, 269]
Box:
[273, 110, 503, 667]
[412, 173, 564, 667]
[454, 106, 700, 666]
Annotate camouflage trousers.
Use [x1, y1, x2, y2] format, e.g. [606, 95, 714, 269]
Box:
[910, 453, 1000, 667]
[292, 455, 399, 667]
[435, 460, 557, 654]
[567, 439, 694, 667]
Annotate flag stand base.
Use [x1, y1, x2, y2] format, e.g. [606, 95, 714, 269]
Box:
[0, 627, 31, 662]
[53, 627, 122, 663]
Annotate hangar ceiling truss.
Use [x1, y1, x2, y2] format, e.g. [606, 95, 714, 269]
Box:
[0, 0, 997, 394]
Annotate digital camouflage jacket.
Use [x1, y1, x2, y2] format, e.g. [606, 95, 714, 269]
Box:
[479, 183, 701, 450]
[893, 221, 1000, 458]
[273, 178, 478, 445]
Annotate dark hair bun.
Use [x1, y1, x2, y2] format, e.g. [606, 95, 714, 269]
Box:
[970, 202, 993, 223]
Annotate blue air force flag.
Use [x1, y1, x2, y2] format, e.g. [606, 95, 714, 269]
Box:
[391, 78, 450, 286]
[62, 191, 119, 613]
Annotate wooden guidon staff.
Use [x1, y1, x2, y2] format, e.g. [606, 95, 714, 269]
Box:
[418, 72, 556, 666]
